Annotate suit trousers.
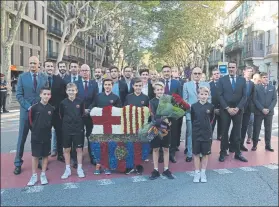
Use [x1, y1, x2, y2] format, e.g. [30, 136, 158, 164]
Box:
[247, 113, 254, 139]
[220, 109, 243, 156]
[252, 114, 273, 147]
[212, 113, 222, 139]
[71, 116, 93, 162]
[52, 110, 63, 156]
[240, 112, 251, 145]
[0, 91, 7, 110]
[185, 113, 193, 158]
[14, 110, 30, 167]
[176, 117, 183, 147]
[169, 118, 180, 154]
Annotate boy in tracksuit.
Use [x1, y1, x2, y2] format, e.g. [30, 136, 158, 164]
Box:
[59, 83, 86, 179]
[27, 87, 54, 186]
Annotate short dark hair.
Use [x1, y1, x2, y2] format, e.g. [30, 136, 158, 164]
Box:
[43, 60, 54, 68]
[133, 77, 142, 84]
[162, 65, 171, 71]
[40, 87, 51, 93]
[69, 60, 79, 68]
[229, 60, 237, 65]
[103, 78, 114, 85]
[57, 61, 66, 68]
[260, 72, 268, 77]
[139, 68, 149, 75]
[109, 66, 119, 72]
[123, 66, 133, 72]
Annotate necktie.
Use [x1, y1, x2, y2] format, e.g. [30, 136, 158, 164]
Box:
[231, 76, 236, 91]
[33, 73, 37, 90]
[73, 76, 76, 82]
[48, 76, 52, 88]
[165, 80, 169, 94]
[196, 82, 199, 94]
[246, 81, 250, 96]
[84, 81, 88, 95]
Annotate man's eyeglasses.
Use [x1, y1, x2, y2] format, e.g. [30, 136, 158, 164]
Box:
[228, 67, 235, 68]
[81, 70, 90, 72]
[193, 73, 202, 75]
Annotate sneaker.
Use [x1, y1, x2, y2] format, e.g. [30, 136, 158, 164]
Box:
[40, 174, 48, 185]
[149, 169, 160, 180]
[61, 169, 71, 179]
[200, 172, 207, 183]
[104, 169, 111, 175]
[162, 169, 174, 179]
[193, 171, 200, 183]
[27, 174, 38, 186]
[77, 169, 85, 178]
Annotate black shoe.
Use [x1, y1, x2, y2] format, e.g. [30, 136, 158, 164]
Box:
[258, 138, 261, 141]
[162, 169, 174, 179]
[184, 148, 188, 155]
[3, 110, 9, 113]
[14, 166, 21, 175]
[251, 146, 257, 151]
[219, 155, 225, 162]
[149, 169, 160, 180]
[234, 154, 248, 162]
[185, 157, 192, 162]
[57, 155, 65, 162]
[158, 155, 164, 163]
[240, 145, 248, 152]
[175, 147, 179, 151]
[265, 146, 274, 152]
[169, 155, 177, 163]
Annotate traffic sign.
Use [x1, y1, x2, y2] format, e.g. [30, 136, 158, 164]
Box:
[218, 62, 228, 75]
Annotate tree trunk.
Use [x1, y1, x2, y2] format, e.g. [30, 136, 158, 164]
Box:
[1, 45, 12, 84]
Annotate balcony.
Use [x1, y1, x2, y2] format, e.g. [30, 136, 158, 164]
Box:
[95, 39, 105, 47]
[225, 41, 244, 54]
[47, 51, 58, 60]
[47, 1, 63, 17]
[244, 40, 264, 59]
[265, 44, 278, 58]
[86, 44, 95, 52]
[47, 26, 63, 37]
[75, 36, 85, 46]
[228, 15, 244, 34]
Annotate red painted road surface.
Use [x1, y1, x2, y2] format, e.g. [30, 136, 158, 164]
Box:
[1, 137, 278, 189]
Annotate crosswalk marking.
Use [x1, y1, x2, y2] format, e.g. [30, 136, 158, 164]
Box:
[263, 164, 278, 170]
[22, 186, 44, 193]
[96, 179, 115, 186]
[131, 176, 147, 183]
[239, 167, 258, 172]
[1, 190, 5, 194]
[186, 171, 196, 177]
[63, 182, 79, 189]
[213, 169, 233, 174]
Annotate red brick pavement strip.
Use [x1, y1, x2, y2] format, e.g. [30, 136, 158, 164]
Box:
[1, 137, 278, 189]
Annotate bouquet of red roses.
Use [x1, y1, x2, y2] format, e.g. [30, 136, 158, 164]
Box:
[172, 94, 190, 111]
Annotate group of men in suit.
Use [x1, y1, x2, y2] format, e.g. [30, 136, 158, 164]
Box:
[13, 56, 277, 175]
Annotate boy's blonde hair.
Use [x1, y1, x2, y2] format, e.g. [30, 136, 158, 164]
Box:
[153, 81, 165, 89]
[198, 86, 210, 94]
[66, 82, 77, 90]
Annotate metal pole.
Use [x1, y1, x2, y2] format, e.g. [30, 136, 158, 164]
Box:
[85, 34, 87, 64]
[222, 31, 225, 62]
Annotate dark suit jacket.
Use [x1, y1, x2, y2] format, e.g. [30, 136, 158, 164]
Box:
[218, 75, 247, 110]
[75, 79, 99, 108]
[120, 77, 134, 94]
[118, 80, 129, 104]
[244, 80, 255, 114]
[210, 81, 220, 108]
[160, 79, 182, 96]
[253, 84, 277, 116]
[63, 74, 82, 85]
[48, 75, 66, 110]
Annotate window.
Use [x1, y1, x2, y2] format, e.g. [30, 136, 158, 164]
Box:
[29, 49, 33, 56]
[11, 45, 14, 64]
[42, 6, 45, 24]
[20, 21, 24, 41]
[25, 2, 28, 16]
[38, 28, 41, 46]
[56, 42, 59, 52]
[47, 39, 53, 53]
[267, 30, 271, 46]
[34, 1, 37, 20]
[47, 15, 51, 28]
[38, 51, 40, 60]
[20, 46, 24, 66]
[29, 25, 33, 44]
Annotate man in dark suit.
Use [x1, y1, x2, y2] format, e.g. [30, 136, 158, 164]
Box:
[75, 64, 98, 165]
[93, 67, 104, 94]
[210, 68, 222, 141]
[239, 66, 254, 151]
[218, 61, 248, 162]
[109, 66, 128, 104]
[45, 60, 67, 162]
[121, 66, 134, 94]
[252, 72, 277, 151]
[161, 65, 182, 163]
[63, 60, 82, 84]
[14, 56, 48, 175]
[57, 61, 68, 80]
